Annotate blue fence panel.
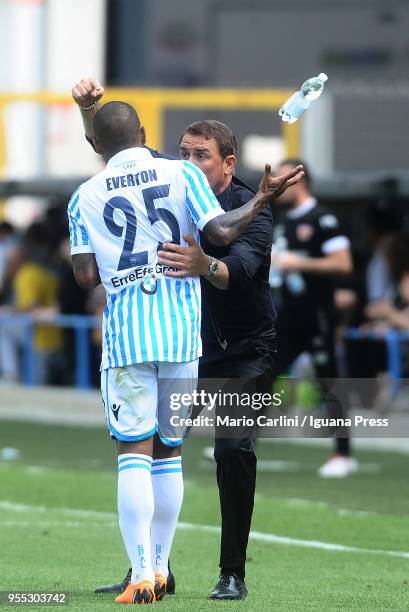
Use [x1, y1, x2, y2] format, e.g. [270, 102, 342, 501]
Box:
[1, 315, 409, 394]
[0, 313, 101, 390]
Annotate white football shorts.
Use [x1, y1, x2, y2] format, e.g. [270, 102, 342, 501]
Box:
[101, 359, 198, 446]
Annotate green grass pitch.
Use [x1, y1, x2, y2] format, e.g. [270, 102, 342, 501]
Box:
[0, 420, 409, 610]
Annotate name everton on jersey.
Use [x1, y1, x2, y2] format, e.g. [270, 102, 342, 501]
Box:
[106, 168, 158, 191]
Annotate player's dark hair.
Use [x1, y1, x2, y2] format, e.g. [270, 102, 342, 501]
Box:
[280, 158, 311, 189]
[93, 101, 142, 159]
[180, 120, 238, 159]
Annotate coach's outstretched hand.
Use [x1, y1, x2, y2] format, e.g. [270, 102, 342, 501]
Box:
[257, 163, 304, 203]
[72, 77, 105, 109]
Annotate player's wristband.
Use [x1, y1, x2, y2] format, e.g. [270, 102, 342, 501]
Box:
[81, 102, 98, 111]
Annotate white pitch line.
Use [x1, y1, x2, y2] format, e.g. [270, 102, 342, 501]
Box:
[0, 501, 114, 520]
[1, 500, 408, 561]
[0, 521, 117, 528]
[285, 498, 378, 517]
[178, 522, 409, 560]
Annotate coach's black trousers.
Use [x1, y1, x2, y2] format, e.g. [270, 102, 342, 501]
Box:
[199, 348, 274, 579]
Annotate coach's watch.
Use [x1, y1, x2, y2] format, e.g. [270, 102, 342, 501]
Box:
[206, 257, 219, 276]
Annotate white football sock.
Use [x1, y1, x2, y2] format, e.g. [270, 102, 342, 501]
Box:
[151, 456, 183, 577]
[117, 453, 154, 585]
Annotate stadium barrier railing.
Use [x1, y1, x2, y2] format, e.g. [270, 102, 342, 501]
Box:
[0, 313, 409, 396]
[0, 312, 100, 389]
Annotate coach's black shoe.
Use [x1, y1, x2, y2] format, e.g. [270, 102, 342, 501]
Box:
[94, 567, 131, 594]
[166, 560, 176, 595]
[209, 573, 248, 600]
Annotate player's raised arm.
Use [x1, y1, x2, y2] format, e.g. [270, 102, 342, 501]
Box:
[203, 163, 304, 246]
[72, 77, 105, 139]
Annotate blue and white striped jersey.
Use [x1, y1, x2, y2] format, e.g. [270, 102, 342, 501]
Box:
[68, 147, 224, 369]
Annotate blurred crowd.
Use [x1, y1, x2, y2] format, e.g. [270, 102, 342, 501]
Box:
[0, 195, 408, 388]
[0, 205, 104, 386]
[339, 198, 409, 402]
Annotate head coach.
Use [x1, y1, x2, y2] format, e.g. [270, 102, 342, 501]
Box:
[159, 120, 276, 601]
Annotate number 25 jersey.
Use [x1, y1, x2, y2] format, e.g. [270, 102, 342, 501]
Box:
[68, 147, 224, 369]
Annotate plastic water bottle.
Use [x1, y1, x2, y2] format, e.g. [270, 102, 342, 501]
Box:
[279, 73, 328, 124]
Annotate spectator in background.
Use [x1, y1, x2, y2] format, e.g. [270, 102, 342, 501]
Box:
[271, 159, 354, 478]
[42, 204, 70, 252]
[360, 232, 409, 399]
[363, 199, 401, 304]
[0, 222, 63, 384]
[0, 221, 18, 304]
[365, 232, 409, 332]
[56, 237, 88, 316]
[342, 199, 403, 401]
[54, 236, 89, 385]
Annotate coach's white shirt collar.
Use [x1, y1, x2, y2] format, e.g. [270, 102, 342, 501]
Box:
[107, 147, 153, 167]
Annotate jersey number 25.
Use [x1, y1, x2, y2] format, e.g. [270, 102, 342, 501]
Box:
[103, 184, 181, 271]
